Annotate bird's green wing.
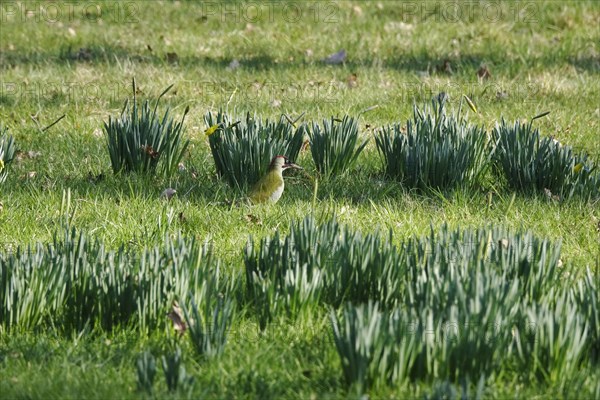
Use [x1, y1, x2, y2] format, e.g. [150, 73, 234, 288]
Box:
[248, 173, 283, 204]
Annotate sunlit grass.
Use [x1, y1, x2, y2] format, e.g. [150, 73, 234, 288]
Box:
[1, 1, 599, 398]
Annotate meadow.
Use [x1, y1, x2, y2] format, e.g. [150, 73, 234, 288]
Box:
[1, 1, 599, 398]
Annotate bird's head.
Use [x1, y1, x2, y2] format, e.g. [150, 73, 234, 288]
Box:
[269, 155, 302, 171]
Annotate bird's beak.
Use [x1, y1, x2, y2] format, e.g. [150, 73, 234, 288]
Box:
[285, 161, 302, 170]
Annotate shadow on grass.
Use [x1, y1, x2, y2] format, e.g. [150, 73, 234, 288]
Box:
[2, 161, 428, 210]
[2, 43, 598, 74]
[1, 165, 239, 207]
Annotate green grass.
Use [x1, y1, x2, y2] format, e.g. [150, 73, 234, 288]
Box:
[1, 1, 600, 398]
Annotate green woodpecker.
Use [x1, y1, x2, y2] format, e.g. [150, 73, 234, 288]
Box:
[248, 155, 301, 204]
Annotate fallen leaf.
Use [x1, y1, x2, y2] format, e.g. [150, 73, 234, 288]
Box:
[322, 49, 346, 65]
[165, 52, 179, 63]
[437, 59, 453, 74]
[167, 301, 187, 335]
[15, 150, 41, 161]
[384, 21, 414, 33]
[244, 214, 263, 226]
[161, 188, 177, 200]
[76, 48, 92, 61]
[87, 172, 104, 183]
[543, 188, 552, 198]
[361, 105, 379, 114]
[436, 92, 449, 103]
[477, 65, 491, 80]
[141, 145, 159, 159]
[227, 59, 240, 70]
[346, 73, 358, 88]
[67, 27, 76, 37]
[543, 188, 560, 201]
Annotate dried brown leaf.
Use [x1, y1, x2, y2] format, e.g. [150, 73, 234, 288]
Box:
[544, 188, 560, 201]
[346, 73, 358, 88]
[244, 214, 263, 226]
[166, 52, 179, 63]
[160, 188, 177, 200]
[477, 65, 491, 80]
[167, 301, 187, 335]
[437, 59, 453, 74]
[141, 145, 159, 159]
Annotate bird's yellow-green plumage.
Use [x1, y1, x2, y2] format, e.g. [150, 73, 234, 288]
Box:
[248, 168, 284, 204]
[248, 155, 299, 204]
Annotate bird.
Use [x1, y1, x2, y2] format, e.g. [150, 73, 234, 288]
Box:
[248, 155, 302, 204]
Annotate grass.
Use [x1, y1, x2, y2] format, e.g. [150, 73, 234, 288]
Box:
[1, 0, 600, 398]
